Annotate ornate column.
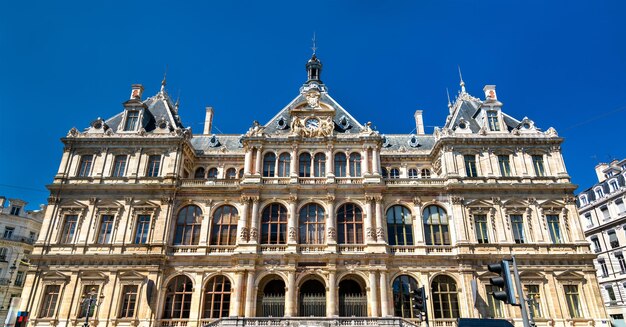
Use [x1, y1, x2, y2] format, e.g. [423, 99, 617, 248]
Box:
[189, 273, 204, 324]
[412, 197, 425, 244]
[231, 271, 245, 317]
[326, 145, 334, 177]
[244, 270, 256, 317]
[255, 146, 263, 176]
[364, 196, 376, 243]
[237, 197, 251, 245]
[290, 145, 298, 177]
[371, 147, 380, 175]
[244, 147, 252, 175]
[379, 270, 390, 317]
[327, 270, 338, 317]
[288, 195, 298, 245]
[374, 196, 386, 243]
[285, 270, 296, 317]
[368, 270, 379, 317]
[198, 200, 213, 246]
[362, 146, 370, 175]
[249, 197, 260, 244]
[326, 194, 337, 247]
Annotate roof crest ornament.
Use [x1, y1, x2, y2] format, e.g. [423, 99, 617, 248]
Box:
[458, 65, 466, 94]
[312, 32, 317, 56]
[160, 65, 168, 94]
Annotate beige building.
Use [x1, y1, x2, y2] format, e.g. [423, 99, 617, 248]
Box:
[0, 197, 44, 326]
[577, 159, 626, 327]
[19, 54, 607, 327]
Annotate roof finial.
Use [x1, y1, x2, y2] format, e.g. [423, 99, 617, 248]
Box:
[311, 32, 317, 56]
[458, 65, 466, 94]
[446, 88, 452, 107]
[160, 65, 168, 93]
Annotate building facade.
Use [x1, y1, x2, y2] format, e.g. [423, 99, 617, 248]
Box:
[577, 159, 626, 327]
[19, 54, 607, 327]
[0, 197, 44, 325]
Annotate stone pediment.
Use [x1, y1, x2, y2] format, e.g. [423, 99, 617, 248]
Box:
[465, 199, 494, 208]
[554, 270, 585, 281]
[41, 270, 70, 282]
[119, 271, 147, 282]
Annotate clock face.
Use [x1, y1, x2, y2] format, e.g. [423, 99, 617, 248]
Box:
[305, 118, 320, 130]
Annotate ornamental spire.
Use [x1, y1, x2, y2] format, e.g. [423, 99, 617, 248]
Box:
[458, 65, 466, 94]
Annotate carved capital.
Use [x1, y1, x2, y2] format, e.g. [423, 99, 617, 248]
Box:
[451, 196, 464, 205]
[327, 227, 336, 241]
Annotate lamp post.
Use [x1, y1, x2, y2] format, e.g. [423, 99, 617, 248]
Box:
[1, 260, 17, 310]
[80, 288, 104, 327]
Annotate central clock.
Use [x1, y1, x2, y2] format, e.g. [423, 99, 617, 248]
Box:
[305, 118, 320, 130]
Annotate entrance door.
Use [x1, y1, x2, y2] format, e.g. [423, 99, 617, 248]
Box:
[338, 279, 366, 317]
[299, 279, 326, 317]
[257, 279, 285, 317]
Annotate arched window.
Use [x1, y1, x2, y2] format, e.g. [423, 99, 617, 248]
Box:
[238, 169, 244, 178]
[225, 168, 237, 179]
[194, 167, 205, 179]
[390, 168, 400, 179]
[423, 205, 450, 246]
[382, 168, 389, 179]
[174, 205, 202, 245]
[210, 205, 238, 245]
[392, 275, 419, 318]
[334, 153, 347, 177]
[261, 203, 288, 244]
[314, 153, 326, 177]
[349, 153, 361, 177]
[299, 204, 325, 244]
[207, 168, 218, 179]
[299, 153, 311, 177]
[431, 275, 459, 318]
[162, 276, 193, 319]
[337, 203, 363, 244]
[387, 205, 413, 246]
[408, 168, 419, 179]
[277, 153, 291, 177]
[202, 276, 231, 319]
[421, 169, 431, 178]
[263, 153, 276, 177]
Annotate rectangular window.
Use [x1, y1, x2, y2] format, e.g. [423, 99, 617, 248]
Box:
[532, 155, 545, 177]
[610, 180, 619, 192]
[564, 285, 581, 318]
[606, 285, 617, 302]
[585, 213, 593, 228]
[97, 215, 114, 244]
[510, 215, 525, 244]
[112, 155, 128, 177]
[118, 285, 138, 318]
[547, 215, 562, 244]
[60, 215, 78, 244]
[124, 110, 140, 131]
[498, 155, 511, 177]
[3, 227, 14, 239]
[78, 285, 100, 318]
[601, 206, 611, 220]
[591, 237, 602, 253]
[596, 188, 605, 198]
[14, 271, 24, 286]
[78, 155, 94, 177]
[609, 230, 620, 248]
[9, 206, 20, 216]
[617, 253, 626, 273]
[146, 155, 161, 177]
[464, 155, 478, 177]
[487, 111, 500, 131]
[474, 214, 489, 244]
[134, 215, 151, 244]
[526, 285, 542, 318]
[38, 285, 61, 318]
[600, 259, 609, 277]
[485, 285, 504, 318]
[617, 199, 626, 214]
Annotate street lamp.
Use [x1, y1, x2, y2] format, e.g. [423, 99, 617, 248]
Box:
[80, 288, 104, 327]
[1, 260, 17, 310]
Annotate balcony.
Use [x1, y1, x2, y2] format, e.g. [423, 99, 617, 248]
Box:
[385, 178, 445, 186]
[0, 279, 10, 286]
[0, 235, 35, 245]
[180, 178, 240, 187]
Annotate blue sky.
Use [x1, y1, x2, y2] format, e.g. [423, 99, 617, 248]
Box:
[1, 1, 625, 209]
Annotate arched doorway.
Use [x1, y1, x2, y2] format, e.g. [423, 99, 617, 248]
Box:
[338, 276, 366, 317]
[256, 276, 285, 317]
[299, 279, 326, 317]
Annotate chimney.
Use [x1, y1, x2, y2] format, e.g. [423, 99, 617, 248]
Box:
[204, 107, 214, 134]
[595, 163, 609, 183]
[483, 85, 497, 101]
[130, 84, 144, 100]
[414, 110, 425, 135]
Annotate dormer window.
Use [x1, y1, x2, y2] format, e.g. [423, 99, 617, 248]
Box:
[487, 111, 500, 131]
[9, 206, 20, 216]
[595, 188, 605, 199]
[609, 179, 619, 193]
[124, 110, 140, 131]
[579, 195, 588, 206]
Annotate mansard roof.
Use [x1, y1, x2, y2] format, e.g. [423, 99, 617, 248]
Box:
[445, 92, 523, 133]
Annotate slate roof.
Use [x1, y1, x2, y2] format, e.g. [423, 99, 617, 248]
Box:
[380, 134, 436, 152]
[191, 135, 244, 153]
[577, 164, 626, 206]
[445, 94, 523, 133]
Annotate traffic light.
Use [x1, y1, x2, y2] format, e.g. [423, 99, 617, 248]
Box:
[411, 286, 426, 312]
[487, 260, 517, 305]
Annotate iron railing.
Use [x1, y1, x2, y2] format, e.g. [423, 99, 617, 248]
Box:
[259, 294, 285, 317]
[299, 293, 326, 317]
[339, 294, 367, 317]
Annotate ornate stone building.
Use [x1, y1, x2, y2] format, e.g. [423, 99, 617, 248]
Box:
[19, 54, 607, 327]
[576, 159, 626, 327]
[0, 197, 44, 325]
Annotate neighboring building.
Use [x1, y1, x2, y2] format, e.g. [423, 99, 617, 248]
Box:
[577, 159, 626, 327]
[0, 197, 44, 325]
[19, 54, 607, 327]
